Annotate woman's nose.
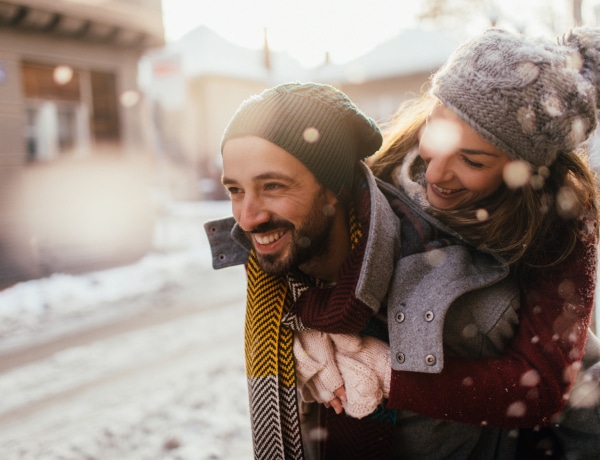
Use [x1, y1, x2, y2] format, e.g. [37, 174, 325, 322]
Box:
[422, 149, 454, 185]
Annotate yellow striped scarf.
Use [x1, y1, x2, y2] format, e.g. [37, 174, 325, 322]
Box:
[244, 206, 362, 459]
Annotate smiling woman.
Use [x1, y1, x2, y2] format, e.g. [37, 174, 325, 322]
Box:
[368, 26, 600, 459]
[419, 104, 511, 210]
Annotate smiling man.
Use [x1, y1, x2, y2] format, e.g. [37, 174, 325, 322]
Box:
[205, 82, 400, 459]
[221, 135, 344, 280]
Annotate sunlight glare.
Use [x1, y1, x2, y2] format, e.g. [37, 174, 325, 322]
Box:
[420, 119, 462, 156]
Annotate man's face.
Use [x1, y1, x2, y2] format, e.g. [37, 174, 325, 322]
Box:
[222, 136, 338, 276]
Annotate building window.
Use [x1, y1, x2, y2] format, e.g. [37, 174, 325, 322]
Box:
[91, 70, 120, 142]
[21, 62, 81, 102]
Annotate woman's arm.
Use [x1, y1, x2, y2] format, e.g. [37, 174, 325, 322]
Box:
[386, 236, 597, 428]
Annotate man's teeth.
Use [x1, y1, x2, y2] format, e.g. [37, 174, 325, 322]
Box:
[255, 231, 285, 245]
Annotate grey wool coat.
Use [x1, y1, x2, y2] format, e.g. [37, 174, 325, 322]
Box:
[204, 163, 600, 459]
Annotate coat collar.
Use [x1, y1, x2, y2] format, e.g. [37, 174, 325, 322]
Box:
[203, 162, 402, 311]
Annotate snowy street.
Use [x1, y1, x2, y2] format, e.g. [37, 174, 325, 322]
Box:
[0, 200, 253, 460]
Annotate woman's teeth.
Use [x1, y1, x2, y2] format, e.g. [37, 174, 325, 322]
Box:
[433, 184, 461, 194]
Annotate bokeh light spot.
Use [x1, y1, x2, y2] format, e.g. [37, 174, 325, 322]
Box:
[322, 204, 336, 216]
[538, 166, 550, 178]
[120, 90, 141, 108]
[475, 208, 489, 222]
[309, 427, 328, 441]
[461, 323, 478, 339]
[420, 119, 462, 156]
[563, 361, 581, 383]
[425, 248, 446, 267]
[542, 94, 564, 117]
[517, 106, 536, 134]
[569, 117, 586, 145]
[557, 279, 575, 300]
[566, 52, 583, 72]
[297, 237, 311, 248]
[520, 369, 540, 387]
[568, 381, 600, 409]
[303, 127, 320, 143]
[503, 161, 531, 189]
[557, 187, 578, 219]
[506, 401, 527, 417]
[53, 65, 73, 85]
[530, 174, 545, 190]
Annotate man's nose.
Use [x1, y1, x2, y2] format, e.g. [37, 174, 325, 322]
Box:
[237, 196, 270, 232]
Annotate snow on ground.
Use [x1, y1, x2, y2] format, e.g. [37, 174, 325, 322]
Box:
[0, 200, 235, 353]
[0, 199, 253, 460]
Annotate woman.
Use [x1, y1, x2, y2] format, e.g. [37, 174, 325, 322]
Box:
[370, 26, 600, 458]
[296, 27, 600, 459]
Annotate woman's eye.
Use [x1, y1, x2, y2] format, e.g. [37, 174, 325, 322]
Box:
[463, 157, 484, 168]
[227, 187, 242, 195]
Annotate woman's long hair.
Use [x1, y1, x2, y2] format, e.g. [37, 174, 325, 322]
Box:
[368, 94, 600, 268]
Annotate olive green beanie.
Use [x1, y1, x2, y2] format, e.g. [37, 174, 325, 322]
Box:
[221, 82, 382, 195]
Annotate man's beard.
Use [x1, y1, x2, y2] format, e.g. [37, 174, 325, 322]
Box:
[248, 191, 334, 277]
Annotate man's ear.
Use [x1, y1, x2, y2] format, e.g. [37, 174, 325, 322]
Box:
[331, 186, 352, 208]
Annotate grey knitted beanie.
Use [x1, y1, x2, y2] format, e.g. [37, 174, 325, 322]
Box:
[221, 82, 382, 195]
[431, 27, 600, 167]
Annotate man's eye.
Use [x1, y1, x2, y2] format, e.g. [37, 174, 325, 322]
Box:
[264, 183, 282, 191]
[227, 186, 242, 195]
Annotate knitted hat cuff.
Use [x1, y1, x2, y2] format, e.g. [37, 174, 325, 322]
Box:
[431, 27, 600, 167]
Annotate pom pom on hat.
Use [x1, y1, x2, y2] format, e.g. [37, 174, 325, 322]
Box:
[221, 82, 382, 195]
[561, 26, 600, 106]
[431, 27, 600, 167]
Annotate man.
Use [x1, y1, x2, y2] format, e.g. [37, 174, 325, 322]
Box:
[204, 82, 401, 459]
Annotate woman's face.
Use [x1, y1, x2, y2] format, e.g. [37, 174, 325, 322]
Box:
[419, 104, 512, 210]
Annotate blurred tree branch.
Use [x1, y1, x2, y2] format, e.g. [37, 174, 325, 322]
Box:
[417, 0, 585, 35]
[416, 0, 490, 26]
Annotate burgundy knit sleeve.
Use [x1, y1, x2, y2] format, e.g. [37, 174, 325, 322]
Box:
[386, 236, 597, 428]
[286, 214, 377, 334]
[289, 238, 374, 333]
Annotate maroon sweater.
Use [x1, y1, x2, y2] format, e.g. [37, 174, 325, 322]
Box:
[386, 234, 597, 427]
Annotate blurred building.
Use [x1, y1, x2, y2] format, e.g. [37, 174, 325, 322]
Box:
[139, 26, 312, 201]
[0, 0, 164, 288]
[139, 27, 460, 200]
[313, 28, 461, 124]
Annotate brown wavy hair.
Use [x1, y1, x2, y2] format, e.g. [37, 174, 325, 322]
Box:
[368, 94, 599, 268]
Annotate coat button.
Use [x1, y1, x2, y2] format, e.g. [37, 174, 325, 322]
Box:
[395, 312, 405, 323]
[424, 311, 434, 322]
[396, 352, 405, 364]
[425, 354, 436, 366]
